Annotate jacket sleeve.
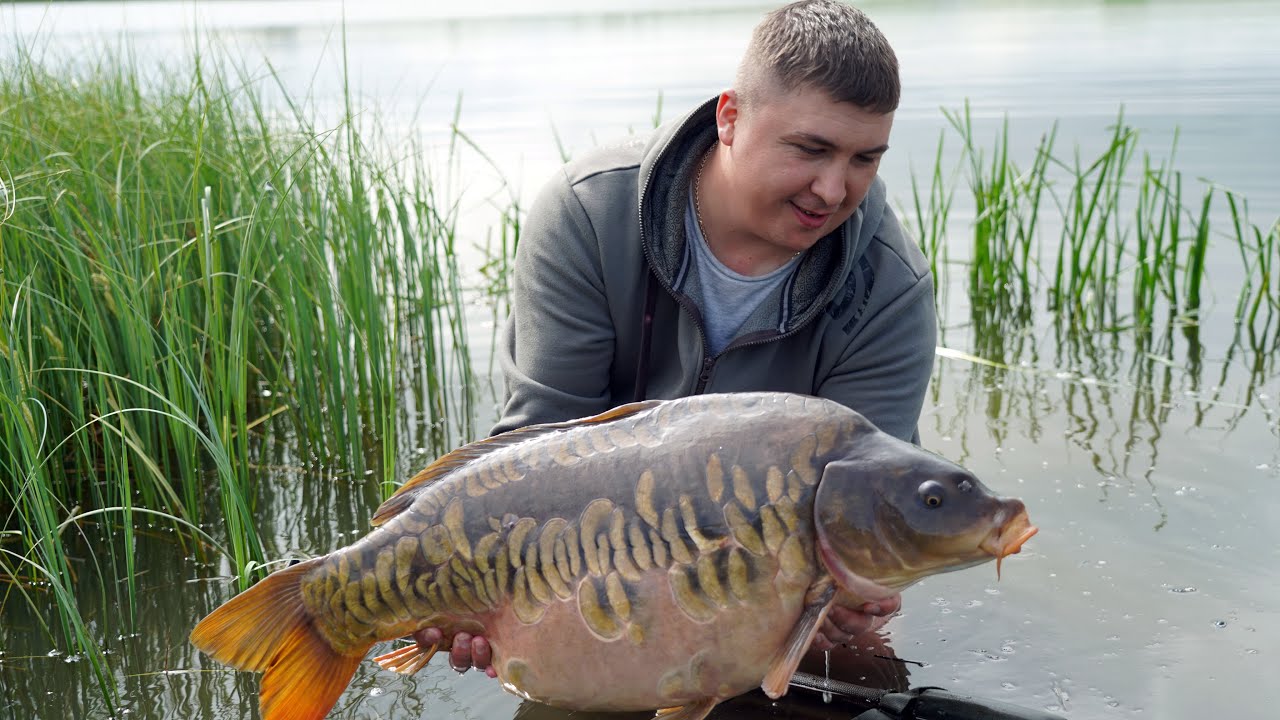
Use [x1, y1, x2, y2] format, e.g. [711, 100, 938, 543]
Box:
[816, 256, 937, 446]
[491, 170, 617, 435]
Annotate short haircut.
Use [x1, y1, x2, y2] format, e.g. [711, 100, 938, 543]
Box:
[735, 0, 900, 114]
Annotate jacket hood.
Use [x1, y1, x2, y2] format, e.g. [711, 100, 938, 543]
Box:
[636, 96, 890, 337]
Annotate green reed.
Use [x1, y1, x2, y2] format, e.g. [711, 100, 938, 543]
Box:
[909, 129, 956, 296]
[0, 40, 483, 699]
[1225, 191, 1280, 348]
[927, 105, 1278, 343]
[943, 101, 1056, 319]
[1049, 112, 1137, 329]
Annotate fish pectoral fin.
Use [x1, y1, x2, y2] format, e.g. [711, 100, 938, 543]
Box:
[760, 576, 837, 700]
[653, 698, 718, 720]
[373, 641, 438, 676]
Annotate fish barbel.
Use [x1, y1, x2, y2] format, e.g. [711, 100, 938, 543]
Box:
[191, 392, 1036, 720]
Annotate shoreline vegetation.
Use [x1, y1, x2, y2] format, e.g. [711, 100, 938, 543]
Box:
[1, 43, 1277, 712]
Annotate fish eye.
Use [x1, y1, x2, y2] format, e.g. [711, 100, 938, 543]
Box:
[918, 480, 945, 508]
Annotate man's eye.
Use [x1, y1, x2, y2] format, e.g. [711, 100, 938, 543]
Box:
[796, 145, 823, 156]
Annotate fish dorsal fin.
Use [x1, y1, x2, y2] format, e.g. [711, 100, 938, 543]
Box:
[370, 399, 666, 526]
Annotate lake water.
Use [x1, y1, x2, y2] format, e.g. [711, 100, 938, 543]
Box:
[2, 1, 1278, 719]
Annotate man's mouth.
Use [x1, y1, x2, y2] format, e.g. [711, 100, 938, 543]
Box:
[791, 202, 830, 229]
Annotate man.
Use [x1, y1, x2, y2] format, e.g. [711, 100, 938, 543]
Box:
[421, 0, 935, 677]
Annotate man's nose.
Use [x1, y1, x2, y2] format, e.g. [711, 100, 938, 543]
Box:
[810, 162, 846, 208]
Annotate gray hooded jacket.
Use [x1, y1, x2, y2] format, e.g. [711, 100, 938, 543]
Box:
[494, 98, 936, 442]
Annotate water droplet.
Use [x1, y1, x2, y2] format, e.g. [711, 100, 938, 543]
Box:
[1257, 464, 1271, 470]
[260, 389, 273, 398]
[1245, 648, 1259, 654]
[46, 649, 63, 658]
[369, 687, 385, 697]
[1213, 620, 1227, 628]
[822, 649, 832, 704]
[1170, 586, 1197, 594]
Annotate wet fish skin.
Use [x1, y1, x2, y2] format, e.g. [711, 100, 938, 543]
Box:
[190, 392, 1036, 720]
[302, 393, 838, 657]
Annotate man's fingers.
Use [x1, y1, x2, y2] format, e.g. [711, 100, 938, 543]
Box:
[858, 593, 903, 617]
[814, 593, 903, 649]
[824, 605, 870, 637]
[471, 635, 492, 672]
[810, 632, 838, 652]
[449, 632, 473, 673]
[413, 627, 444, 649]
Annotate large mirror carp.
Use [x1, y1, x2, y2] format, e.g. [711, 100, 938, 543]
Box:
[191, 392, 1037, 720]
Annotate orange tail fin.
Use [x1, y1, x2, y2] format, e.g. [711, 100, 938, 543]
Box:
[191, 559, 371, 720]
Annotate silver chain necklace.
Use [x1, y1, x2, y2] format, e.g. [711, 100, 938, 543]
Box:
[692, 144, 715, 243]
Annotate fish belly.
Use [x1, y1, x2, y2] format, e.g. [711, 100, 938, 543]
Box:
[484, 566, 811, 711]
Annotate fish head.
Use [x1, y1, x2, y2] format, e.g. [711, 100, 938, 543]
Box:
[812, 431, 1036, 601]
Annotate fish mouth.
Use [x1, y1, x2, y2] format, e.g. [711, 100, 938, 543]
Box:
[979, 509, 1038, 580]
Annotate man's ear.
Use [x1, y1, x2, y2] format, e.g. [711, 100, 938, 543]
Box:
[715, 90, 739, 146]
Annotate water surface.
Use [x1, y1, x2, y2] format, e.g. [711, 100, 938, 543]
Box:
[1, 1, 1278, 718]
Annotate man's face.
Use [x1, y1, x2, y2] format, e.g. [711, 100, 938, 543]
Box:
[716, 84, 894, 258]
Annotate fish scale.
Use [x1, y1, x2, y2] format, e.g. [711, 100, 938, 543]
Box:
[191, 392, 1037, 720]
[312, 447, 811, 645]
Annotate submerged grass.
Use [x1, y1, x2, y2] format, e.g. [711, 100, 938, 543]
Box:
[0, 38, 484, 706]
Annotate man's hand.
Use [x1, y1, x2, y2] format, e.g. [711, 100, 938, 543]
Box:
[810, 594, 901, 651]
[412, 628, 497, 678]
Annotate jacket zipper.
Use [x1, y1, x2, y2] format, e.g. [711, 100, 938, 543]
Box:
[689, 224, 849, 395]
[637, 103, 720, 396]
[693, 357, 717, 394]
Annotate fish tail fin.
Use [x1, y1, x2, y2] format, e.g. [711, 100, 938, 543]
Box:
[191, 558, 371, 720]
